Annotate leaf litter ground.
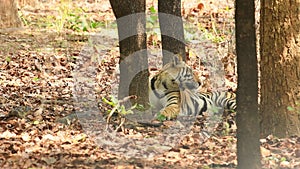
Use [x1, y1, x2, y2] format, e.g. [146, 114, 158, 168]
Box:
[0, 0, 299, 168]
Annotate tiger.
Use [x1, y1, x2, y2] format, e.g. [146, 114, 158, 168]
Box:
[149, 56, 236, 119]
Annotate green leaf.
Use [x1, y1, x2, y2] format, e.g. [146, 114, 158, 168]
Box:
[287, 106, 295, 111]
[126, 110, 134, 115]
[225, 6, 230, 11]
[120, 105, 127, 115]
[82, 26, 88, 32]
[280, 157, 286, 162]
[130, 103, 137, 109]
[110, 96, 118, 104]
[5, 56, 11, 62]
[102, 97, 115, 106]
[68, 13, 76, 17]
[134, 104, 146, 111]
[156, 113, 167, 122]
[33, 120, 40, 125]
[90, 22, 98, 28]
[148, 15, 158, 24]
[32, 77, 39, 81]
[149, 6, 156, 13]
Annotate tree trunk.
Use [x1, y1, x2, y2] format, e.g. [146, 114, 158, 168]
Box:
[235, 0, 261, 168]
[158, 0, 186, 64]
[17, 0, 37, 8]
[0, 0, 22, 29]
[260, 0, 300, 138]
[109, 0, 149, 108]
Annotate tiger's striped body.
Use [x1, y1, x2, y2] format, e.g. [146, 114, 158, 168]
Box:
[149, 56, 236, 119]
[180, 89, 236, 117]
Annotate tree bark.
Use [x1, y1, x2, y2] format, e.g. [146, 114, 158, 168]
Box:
[158, 0, 186, 64]
[109, 0, 149, 107]
[260, 0, 300, 138]
[235, 0, 261, 168]
[16, 0, 37, 8]
[0, 0, 22, 29]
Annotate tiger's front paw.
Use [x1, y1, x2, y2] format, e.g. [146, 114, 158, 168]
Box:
[159, 104, 180, 120]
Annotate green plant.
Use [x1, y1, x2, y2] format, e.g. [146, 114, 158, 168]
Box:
[147, 6, 158, 26]
[198, 23, 225, 43]
[102, 96, 135, 117]
[53, 0, 72, 32]
[18, 10, 29, 26]
[102, 95, 138, 131]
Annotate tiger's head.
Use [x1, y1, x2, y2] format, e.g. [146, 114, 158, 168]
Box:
[150, 56, 201, 99]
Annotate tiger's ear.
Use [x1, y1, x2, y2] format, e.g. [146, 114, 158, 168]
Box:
[172, 54, 183, 65]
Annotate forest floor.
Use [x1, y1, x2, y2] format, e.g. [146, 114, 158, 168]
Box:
[0, 0, 299, 168]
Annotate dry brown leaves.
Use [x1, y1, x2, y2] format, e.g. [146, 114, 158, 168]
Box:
[0, 0, 299, 169]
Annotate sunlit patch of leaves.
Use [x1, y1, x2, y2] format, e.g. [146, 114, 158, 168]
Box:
[146, 6, 160, 46]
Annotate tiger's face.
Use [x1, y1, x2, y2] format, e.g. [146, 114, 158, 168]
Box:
[150, 58, 201, 97]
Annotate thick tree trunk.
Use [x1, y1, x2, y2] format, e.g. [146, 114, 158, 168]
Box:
[109, 0, 149, 108]
[0, 0, 22, 29]
[260, 0, 300, 138]
[235, 0, 261, 168]
[158, 0, 186, 64]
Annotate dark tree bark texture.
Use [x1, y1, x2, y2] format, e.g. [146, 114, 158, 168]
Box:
[158, 0, 186, 64]
[109, 0, 149, 107]
[235, 0, 261, 168]
[260, 0, 300, 138]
